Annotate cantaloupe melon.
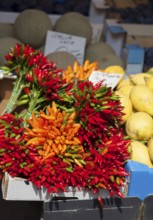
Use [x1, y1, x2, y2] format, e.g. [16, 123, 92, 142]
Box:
[14, 9, 53, 48]
[0, 23, 14, 38]
[84, 42, 115, 62]
[47, 51, 77, 70]
[53, 12, 92, 45]
[0, 37, 22, 66]
[97, 54, 125, 69]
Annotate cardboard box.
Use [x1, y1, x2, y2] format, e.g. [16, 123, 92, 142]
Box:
[0, 77, 14, 115]
[103, 19, 127, 57]
[120, 23, 153, 48]
[103, 18, 153, 48]
[89, 0, 110, 24]
[112, 0, 136, 8]
[2, 172, 113, 201]
[122, 44, 145, 74]
[125, 160, 153, 201]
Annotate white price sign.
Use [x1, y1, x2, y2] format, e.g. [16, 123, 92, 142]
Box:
[89, 71, 123, 89]
[44, 31, 86, 64]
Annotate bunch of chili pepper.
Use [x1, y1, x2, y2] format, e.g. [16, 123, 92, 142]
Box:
[70, 81, 124, 148]
[2, 44, 65, 120]
[63, 60, 98, 83]
[0, 113, 33, 179]
[0, 99, 131, 199]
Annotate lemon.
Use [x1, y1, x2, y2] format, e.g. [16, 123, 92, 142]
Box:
[116, 92, 133, 124]
[145, 76, 153, 91]
[131, 140, 153, 168]
[104, 65, 125, 74]
[116, 78, 132, 90]
[147, 67, 153, 73]
[129, 85, 153, 116]
[129, 73, 152, 86]
[117, 85, 133, 97]
[125, 112, 153, 141]
[147, 137, 153, 162]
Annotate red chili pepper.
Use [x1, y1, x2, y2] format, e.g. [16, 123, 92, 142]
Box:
[26, 73, 34, 82]
[98, 196, 103, 207]
[23, 87, 30, 94]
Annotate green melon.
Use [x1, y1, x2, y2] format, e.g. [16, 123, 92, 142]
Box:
[84, 42, 115, 62]
[97, 54, 125, 69]
[14, 9, 53, 48]
[53, 12, 92, 45]
[47, 51, 77, 70]
[0, 37, 22, 66]
[0, 23, 14, 38]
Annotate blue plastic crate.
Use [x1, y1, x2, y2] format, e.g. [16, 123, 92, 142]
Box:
[125, 160, 153, 200]
[125, 44, 145, 65]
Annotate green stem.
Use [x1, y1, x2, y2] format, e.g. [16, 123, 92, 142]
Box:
[2, 75, 24, 114]
[21, 90, 42, 122]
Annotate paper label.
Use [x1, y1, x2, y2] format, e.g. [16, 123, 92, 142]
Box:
[44, 31, 86, 64]
[89, 71, 123, 89]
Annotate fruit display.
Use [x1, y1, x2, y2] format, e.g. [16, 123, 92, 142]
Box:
[0, 9, 118, 66]
[0, 44, 131, 200]
[1, 4, 153, 203]
[115, 70, 153, 168]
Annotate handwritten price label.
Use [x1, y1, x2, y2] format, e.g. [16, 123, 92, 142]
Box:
[44, 31, 86, 64]
[89, 71, 123, 89]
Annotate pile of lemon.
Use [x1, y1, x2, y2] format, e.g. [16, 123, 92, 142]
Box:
[105, 65, 153, 168]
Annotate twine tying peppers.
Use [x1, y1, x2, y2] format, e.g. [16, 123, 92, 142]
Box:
[0, 43, 132, 199]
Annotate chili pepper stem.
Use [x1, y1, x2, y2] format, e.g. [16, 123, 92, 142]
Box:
[21, 90, 42, 122]
[3, 74, 25, 114]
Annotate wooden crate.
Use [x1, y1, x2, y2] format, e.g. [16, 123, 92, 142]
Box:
[111, 0, 136, 8]
[106, 0, 149, 8]
[135, 0, 149, 4]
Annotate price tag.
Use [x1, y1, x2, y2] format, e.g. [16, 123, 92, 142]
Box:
[44, 30, 86, 64]
[89, 71, 123, 89]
